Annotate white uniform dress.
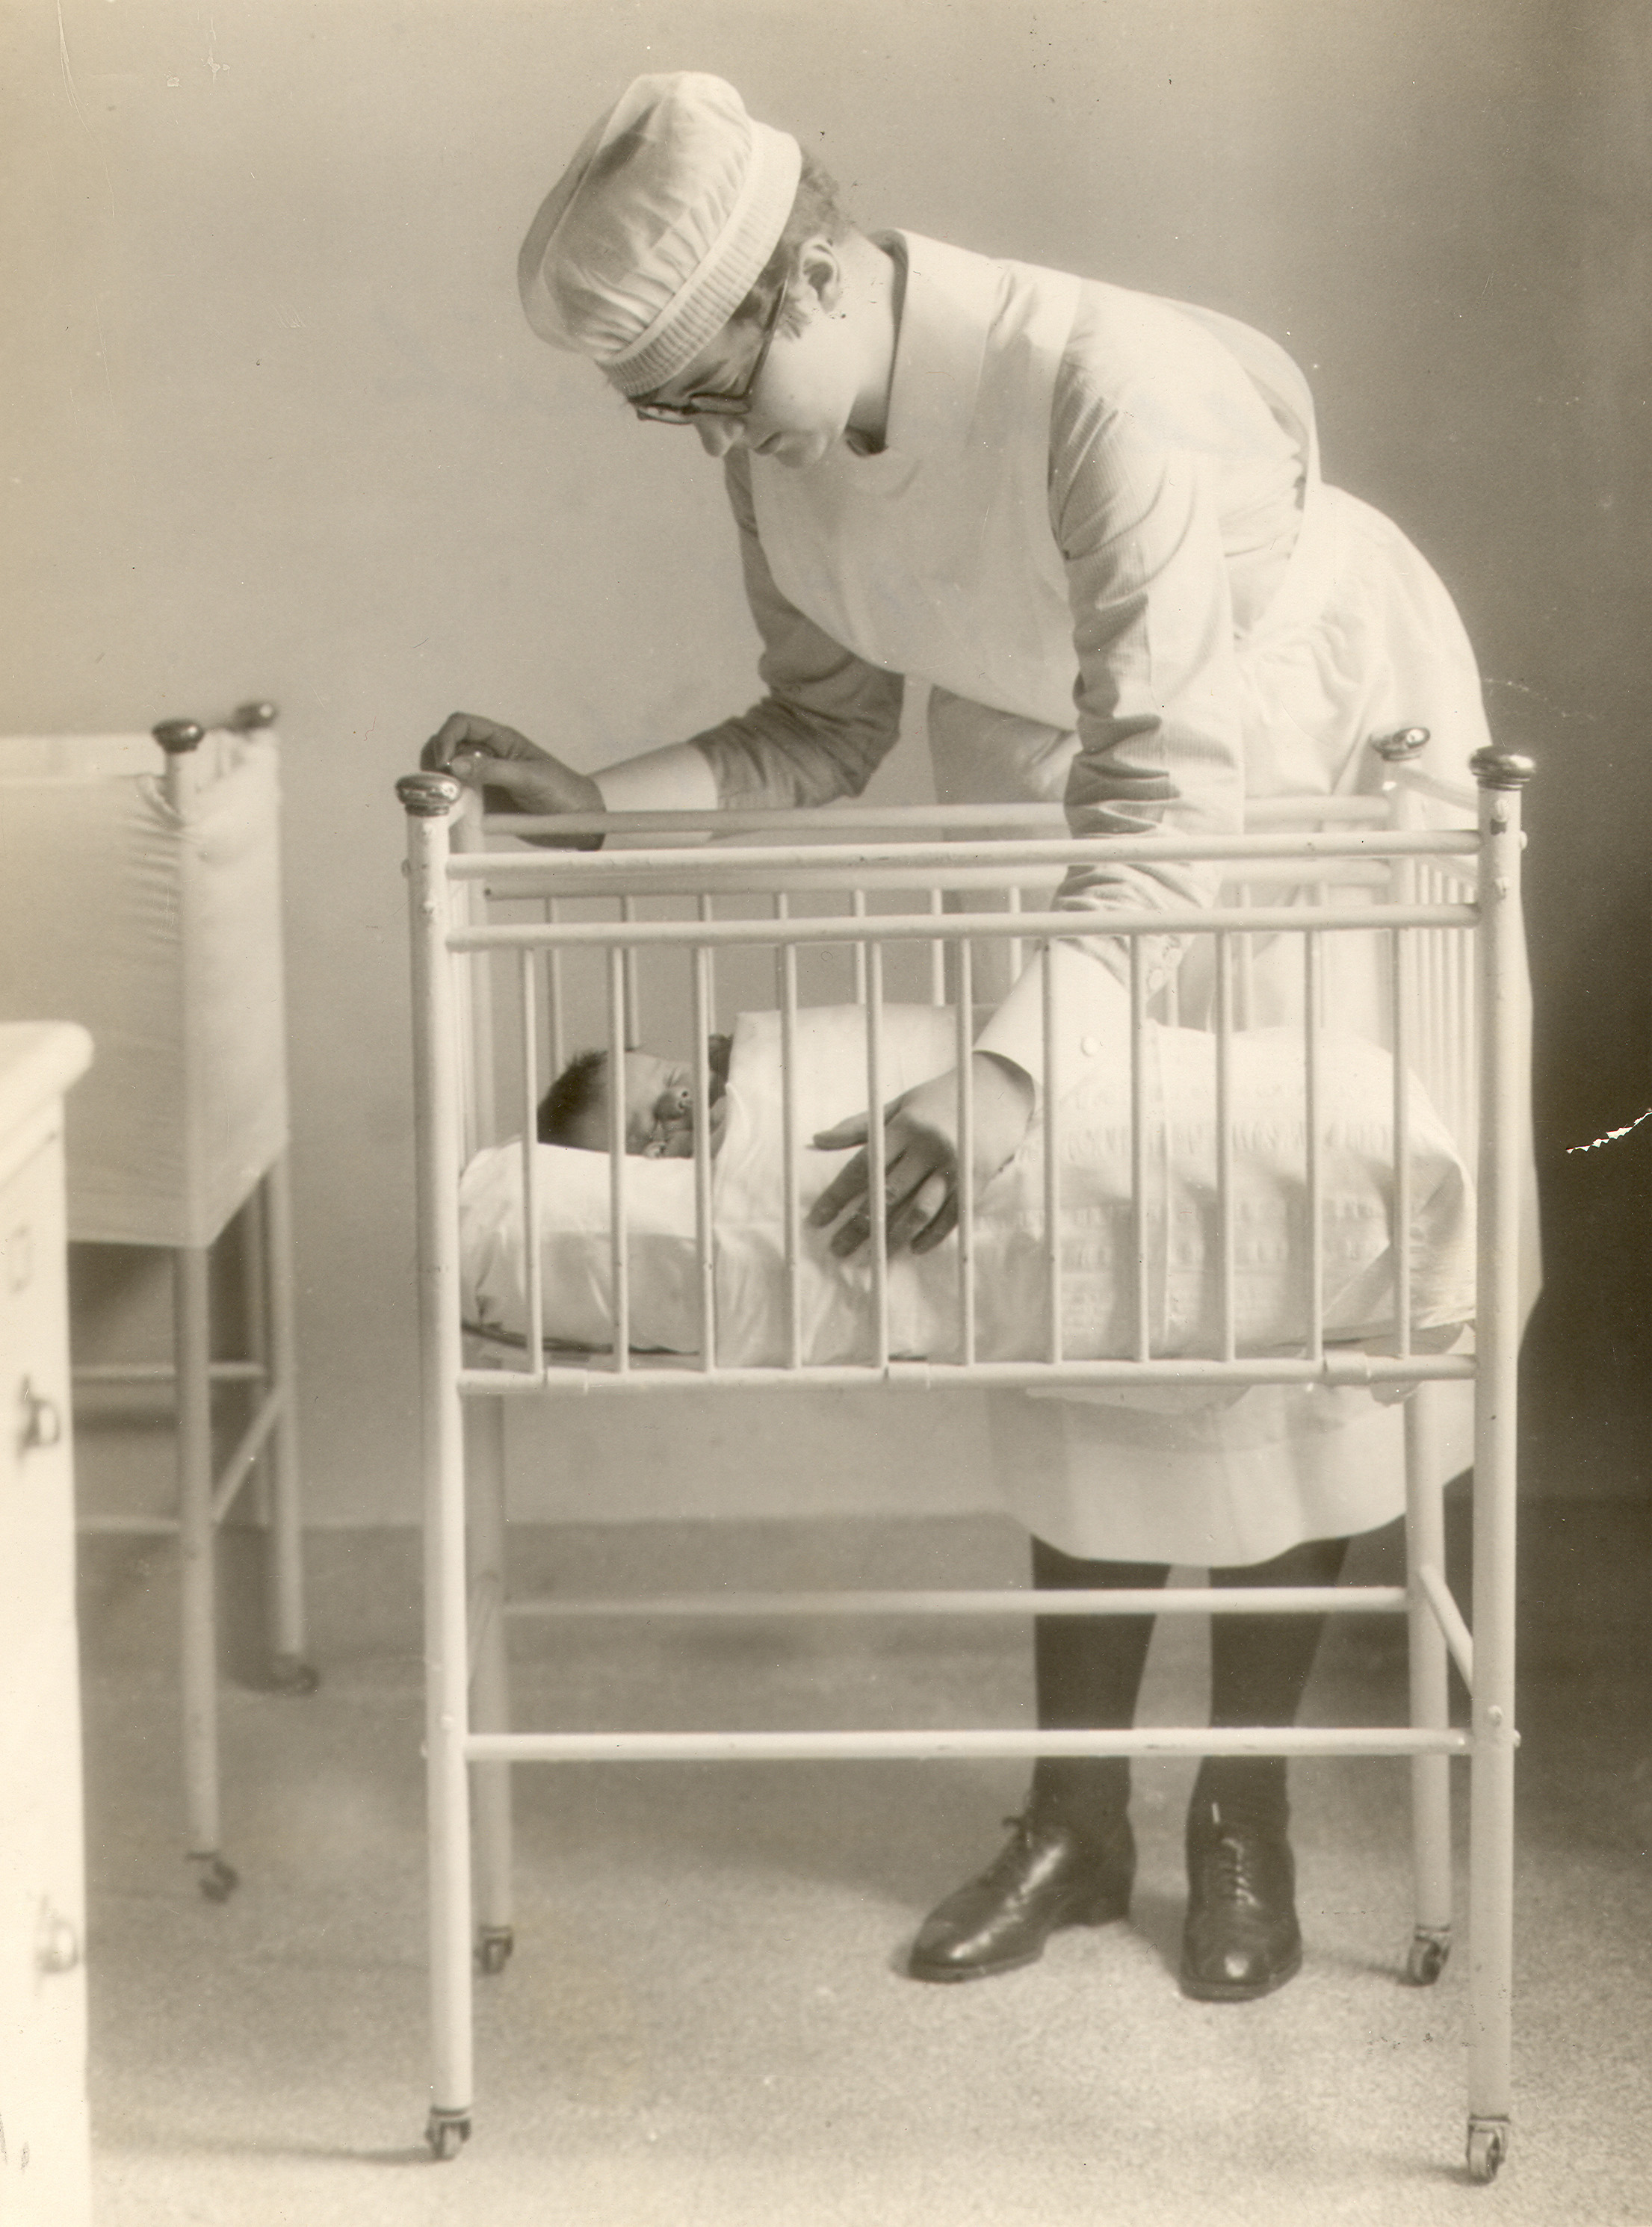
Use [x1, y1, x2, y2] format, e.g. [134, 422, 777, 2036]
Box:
[608, 231, 1511, 1567]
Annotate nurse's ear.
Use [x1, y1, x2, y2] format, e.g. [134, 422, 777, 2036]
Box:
[793, 235, 848, 318]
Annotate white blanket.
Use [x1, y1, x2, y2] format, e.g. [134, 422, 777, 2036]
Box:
[460, 1005, 1474, 1366]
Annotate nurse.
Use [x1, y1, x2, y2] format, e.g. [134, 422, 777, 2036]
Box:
[427, 71, 1498, 2001]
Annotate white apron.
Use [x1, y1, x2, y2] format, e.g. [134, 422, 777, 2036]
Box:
[749, 238, 1515, 1565]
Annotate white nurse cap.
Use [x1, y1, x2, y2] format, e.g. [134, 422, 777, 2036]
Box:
[518, 72, 802, 399]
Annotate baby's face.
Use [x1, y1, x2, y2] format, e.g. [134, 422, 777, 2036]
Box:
[566, 1051, 726, 1158]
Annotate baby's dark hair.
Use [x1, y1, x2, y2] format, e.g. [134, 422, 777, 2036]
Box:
[731, 149, 856, 341]
[537, 1047, 608, 1145]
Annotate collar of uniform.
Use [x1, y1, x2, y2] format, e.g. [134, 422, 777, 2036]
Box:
[866, 231, 997, 461]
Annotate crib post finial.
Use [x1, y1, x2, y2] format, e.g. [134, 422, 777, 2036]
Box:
[397, 772, 463, 818]
[230, 701, 279, 731]
[1470, 749, 1535, 791]
[1372, 726, 1431, 762]
[152, 719, 205, 755]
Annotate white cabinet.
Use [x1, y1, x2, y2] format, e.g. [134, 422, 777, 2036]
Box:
[0, 1024, 93, 2227]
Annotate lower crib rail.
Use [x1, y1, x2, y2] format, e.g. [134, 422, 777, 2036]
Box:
[465, 1725, 1474, 1762]
[499, 1582, 1409, 1617]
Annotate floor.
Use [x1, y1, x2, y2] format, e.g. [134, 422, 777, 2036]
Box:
[76, 1496, 1652, 2227]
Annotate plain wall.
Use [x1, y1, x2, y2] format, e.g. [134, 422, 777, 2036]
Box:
[4, 0, 1649, 1524]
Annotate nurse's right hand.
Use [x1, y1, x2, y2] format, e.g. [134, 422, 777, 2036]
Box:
[421, 713, 605, 848]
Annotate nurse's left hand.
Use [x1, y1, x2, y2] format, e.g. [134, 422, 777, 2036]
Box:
[808, 1055, 1034, 1259]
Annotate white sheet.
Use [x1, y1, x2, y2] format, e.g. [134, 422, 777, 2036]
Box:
[460, 1004, 1474, 1370]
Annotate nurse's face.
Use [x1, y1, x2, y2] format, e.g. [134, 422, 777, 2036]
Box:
[629, 247, 867, 469]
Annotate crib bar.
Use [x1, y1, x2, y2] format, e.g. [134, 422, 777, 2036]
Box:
[451, 803, 498, 1159]
[73, 1360, 264, 1386]
[606, 948, 631, 1373]
[239, 1180, 270, 1517]
[1466, 752, 1532, 2143]
[696, 894, 717, 1033]
[1130, 941, 1151, 1360]
[495, 858, 1399, 904]
[955, 940, 977, 1366]
[865, 944, 890, 1369]
[1405, 1387, 1457, 1954]
[621, 898, 642, 1047]
[693, 947, 717, 1372]
[1390, 765, 1485, 814]
[1234, 893, 1255, 1029]
[457, 827, 1476, 882]
[546, 903, 565, 1077]
[468, 1726, 1469, 1764]
[466, 1399, 514, 1965]
[852, 889, 868, 1003]
[1042, 944, 1062, 1363]
[260, 1153, 309, 1675]
[397, 776, 476, 2132]
[1215, 934, 1237, 1360]
[506, 1584, 1408, 1620]
[1304, 931, 1325, 1361]
[459, 1351, 1476, 1396]
[780, 933, 804, 1372]
[488, 794, 1391, 840]
[208, 1382, 282, 1526]
[174, 1243, 220, 1862]
[519, 953, 545, 1370]
[1417, 1560, 1474, 1685]
[772, 892, 788, 1008]
[452, 900, 1476, 953]
[1392, 927, 1413, 1354]
[928, 887, 947, 1004]
[157, 717, 205, 815]
[1006, 884, 1024, 982]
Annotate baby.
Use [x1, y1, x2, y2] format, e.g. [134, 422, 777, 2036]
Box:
[538, 1037, 733, 1157]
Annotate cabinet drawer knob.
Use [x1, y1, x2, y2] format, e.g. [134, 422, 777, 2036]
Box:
[16, 1379, 63, 1453]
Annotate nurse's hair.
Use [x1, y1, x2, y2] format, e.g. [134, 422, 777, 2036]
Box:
[728, 151, 856, 340]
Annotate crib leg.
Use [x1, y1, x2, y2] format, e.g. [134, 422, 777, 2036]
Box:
[426, 1508, 474, 2156]
[468, 1398, 514, 1975]
[1402, 1385, 1453, 1983]
[176, 1244, 236, 1901]
[261, 1153, 318, 1694]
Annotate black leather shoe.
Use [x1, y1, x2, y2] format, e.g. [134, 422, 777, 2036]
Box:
[1180, 1799, 1303, 2002]
[908, 1812, 1135, 1983]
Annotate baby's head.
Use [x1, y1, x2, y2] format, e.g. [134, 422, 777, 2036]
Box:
[538, 1039, 731, 1157]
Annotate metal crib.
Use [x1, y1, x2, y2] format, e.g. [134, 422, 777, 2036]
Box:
[396, 733, 1531, 2182]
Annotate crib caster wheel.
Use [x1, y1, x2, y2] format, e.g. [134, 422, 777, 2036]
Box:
[191, 1853, 240, 1904]
[426, 2109, 471, 2161]
[265, 1653, 321, 1697]
[476, 1926, 514, 1977]
[1466, 2119, 1509, 2183]
[1402, 1927, 1450, 1986]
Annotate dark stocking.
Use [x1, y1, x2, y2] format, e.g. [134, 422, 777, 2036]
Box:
[1028, 1536, 1169, 1840]
[1198, 1533, 1352, 1823]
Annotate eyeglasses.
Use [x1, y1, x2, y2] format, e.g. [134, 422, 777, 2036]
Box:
[633, 286, 787, 426]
